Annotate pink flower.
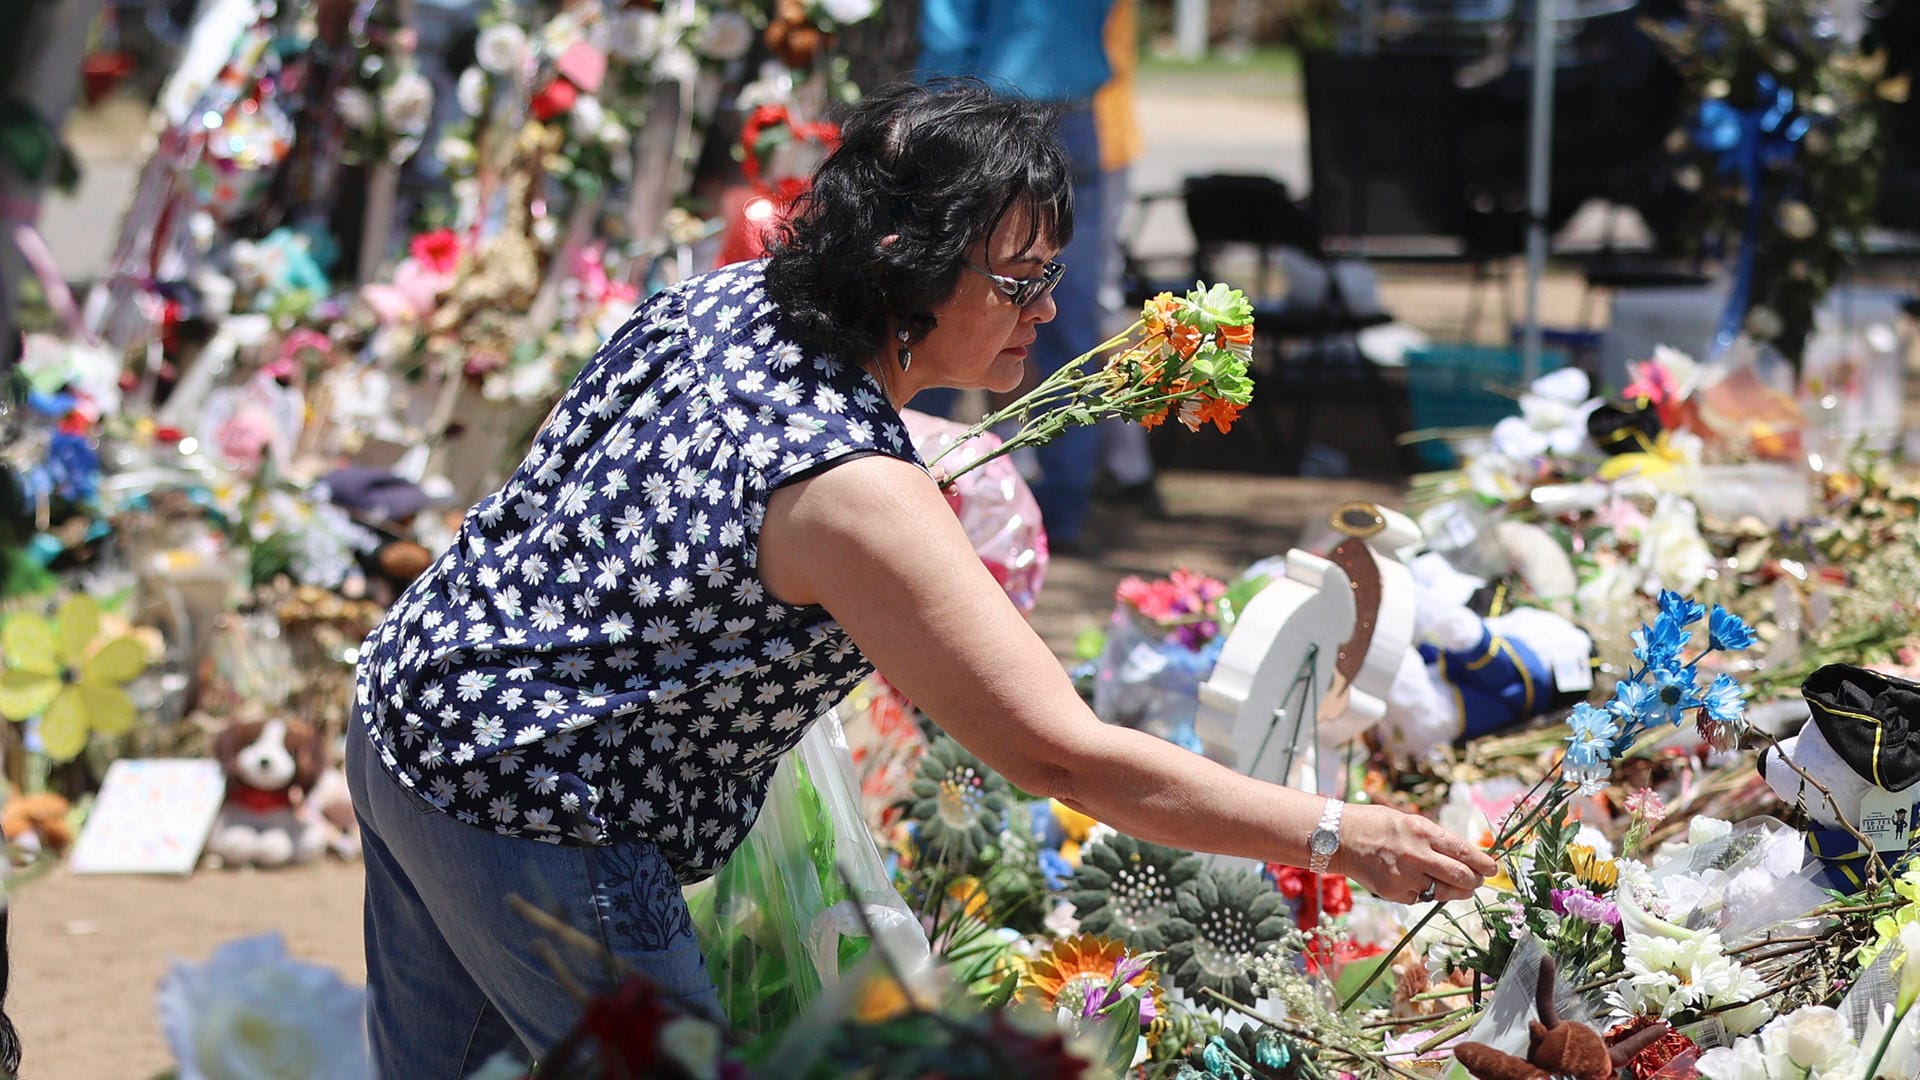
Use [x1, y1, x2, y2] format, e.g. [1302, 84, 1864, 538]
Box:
[1624, 787, 1668, 825]
[408, 228, 462, 275]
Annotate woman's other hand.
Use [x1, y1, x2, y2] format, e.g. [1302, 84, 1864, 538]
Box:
[1332, 803, 1498, 905]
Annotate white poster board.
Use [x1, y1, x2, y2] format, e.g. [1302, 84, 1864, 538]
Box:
[69, 759, 226, 875]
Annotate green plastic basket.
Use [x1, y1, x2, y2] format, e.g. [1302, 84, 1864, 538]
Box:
[1404, 345, 1568, 469]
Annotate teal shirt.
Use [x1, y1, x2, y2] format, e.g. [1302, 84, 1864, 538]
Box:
[917, 0, 1116, 104]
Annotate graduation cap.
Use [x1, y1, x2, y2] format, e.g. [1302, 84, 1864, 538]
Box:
[317, 466, 430, 525]
[1803, 664, 1920, 793]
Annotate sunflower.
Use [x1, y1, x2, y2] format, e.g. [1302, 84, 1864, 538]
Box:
[1022, 934, 1163, 1029]
[1162, 864, 1292, 1003]
[0, 594, 150, 762]
[907, 736, 1008, 870]
[1066, 833, 1202, 953]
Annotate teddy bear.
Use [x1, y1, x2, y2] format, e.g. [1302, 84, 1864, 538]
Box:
[205, 717, 332, 869]
[1759, 663, 1920, 894]
[1378, 553, 1595, 761]
[1454, 956, 1671, 1080]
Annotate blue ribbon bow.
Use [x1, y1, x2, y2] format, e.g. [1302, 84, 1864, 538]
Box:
[1693, 74, 1811, 352]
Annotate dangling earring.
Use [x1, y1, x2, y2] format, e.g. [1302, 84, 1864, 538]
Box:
[896, 328, 912, 372]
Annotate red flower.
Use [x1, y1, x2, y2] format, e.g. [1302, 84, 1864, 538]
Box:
[1321, 873, 1354, 917]
[530, 78, 577, 121]
[409, 228, 462, 275]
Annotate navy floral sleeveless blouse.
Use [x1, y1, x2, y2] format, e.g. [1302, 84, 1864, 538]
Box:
[355, 261, 921, 883]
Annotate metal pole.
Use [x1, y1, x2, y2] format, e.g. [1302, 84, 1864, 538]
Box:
[1520, 0, 1556, 382]
[1175, 0, 1208, 62]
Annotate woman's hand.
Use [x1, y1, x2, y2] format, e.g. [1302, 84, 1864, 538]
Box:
[1332, 803, 1498, 906]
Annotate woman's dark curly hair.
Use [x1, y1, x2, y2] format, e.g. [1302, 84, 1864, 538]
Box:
[763, 79, 1074, 364]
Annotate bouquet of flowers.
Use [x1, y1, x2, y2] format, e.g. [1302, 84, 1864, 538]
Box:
[1086, 568, 1264, 754]
[928, 284, 1256, 488]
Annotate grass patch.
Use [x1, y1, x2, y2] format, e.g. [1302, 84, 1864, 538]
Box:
[1138, 44, 1301, 96]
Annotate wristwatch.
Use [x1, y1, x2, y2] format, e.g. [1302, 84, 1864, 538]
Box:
[1308, 798, 1345, 874]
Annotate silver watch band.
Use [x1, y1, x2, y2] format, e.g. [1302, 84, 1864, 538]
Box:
[1308, 797, 1344, 874]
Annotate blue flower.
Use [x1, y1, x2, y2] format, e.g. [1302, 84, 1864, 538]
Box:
[1038, 849, 1074, 891]
[1708, 606, 1757, 652]
[1648, 666, 1705, 727]
[1608, 680, 1658, 729]
[1658, 590, 1706, 628]
[1632, 616, 1691, 672]
[1703, 673, 1746, 726]
[1565, 702, 1621, 768]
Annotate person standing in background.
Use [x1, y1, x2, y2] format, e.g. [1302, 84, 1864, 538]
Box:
[1090, 0, 1164, 517]
[916, 0, 1115, 553]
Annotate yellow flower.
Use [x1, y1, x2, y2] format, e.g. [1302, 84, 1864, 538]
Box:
[945, 876, 991, 921]
[0, 595, 150, 762]
[1568, 845, 1619, 891]
[1485, 865, 1518, 893]
[1595, 431, 1688, 483]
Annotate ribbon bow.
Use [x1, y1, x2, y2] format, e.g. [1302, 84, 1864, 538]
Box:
[1693, 74, 1812, 351]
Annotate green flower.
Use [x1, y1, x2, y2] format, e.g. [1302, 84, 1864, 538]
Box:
[1066, 833, 1203, 953]
[1187, 347, 1253, 404]
[908, 736, 1008, 869]
[1162, 865, 1292, 1003]
[1183, 283, 1254, 334]
[0, 595, 150, 762]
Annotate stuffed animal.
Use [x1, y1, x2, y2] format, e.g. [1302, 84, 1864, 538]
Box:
[1454, 956, 1671, 1080]
[1759, 663, 1920, 893]
[206, 717, 331, 868]
[1, 791, 73, 858]
[297, 762, 361, 861]
[1380, 556, 1595, 761]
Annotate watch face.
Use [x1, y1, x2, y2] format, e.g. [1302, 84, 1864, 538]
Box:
[1311, 831, 1338, 855]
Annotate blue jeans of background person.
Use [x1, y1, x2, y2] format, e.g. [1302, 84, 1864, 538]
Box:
[347, 708, 721, 1077]
[1027, 106, 1107, 546]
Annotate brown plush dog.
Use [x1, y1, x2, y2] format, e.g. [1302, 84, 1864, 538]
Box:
[1454, 957, 1671, 1080]
[205, 718, 330, 868]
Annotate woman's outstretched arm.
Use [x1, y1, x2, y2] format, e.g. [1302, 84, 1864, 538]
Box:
[758, 455, 1494, 903]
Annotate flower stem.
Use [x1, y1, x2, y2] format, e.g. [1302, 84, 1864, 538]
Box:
[1864, 1001, 1913, 1080]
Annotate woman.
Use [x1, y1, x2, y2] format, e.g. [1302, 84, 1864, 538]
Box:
[347, 80, 1496, 1076]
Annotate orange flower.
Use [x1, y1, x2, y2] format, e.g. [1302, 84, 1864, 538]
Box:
[1142, 292, 1181, 337]
[1139, 405, 1170, 430]
[1022, 935, 1162, 1028]
[1221, 322, 1254, 346]
[1166, 321, 1203, 360]
[1194, 396, 1243, 434]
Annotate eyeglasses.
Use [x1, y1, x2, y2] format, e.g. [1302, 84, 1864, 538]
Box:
[962, 260, 1065, 309]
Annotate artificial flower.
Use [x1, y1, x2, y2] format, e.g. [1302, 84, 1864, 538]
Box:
[158, 934, 369, 1079]
[475, 23, 528, 75]
[380, 72, 434, 135]
[0, 595, 150, 762]
[696, 11, 754, 59]
[456, 67, 488, 116]
[907, 736, 1009, 867]
[335, 87, 375, 130]
[1162, 864, 1292, 1001]
[1065, 832, 1201, 953]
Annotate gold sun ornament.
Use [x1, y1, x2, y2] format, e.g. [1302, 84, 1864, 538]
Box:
[0, 595, 151, 762]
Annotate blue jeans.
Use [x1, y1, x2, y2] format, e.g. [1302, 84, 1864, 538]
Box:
[347, 709, 721, 1077]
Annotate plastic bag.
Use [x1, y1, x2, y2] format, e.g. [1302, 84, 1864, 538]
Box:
[685, 711, 929, 1038]
[901, 409, 1048, 615]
